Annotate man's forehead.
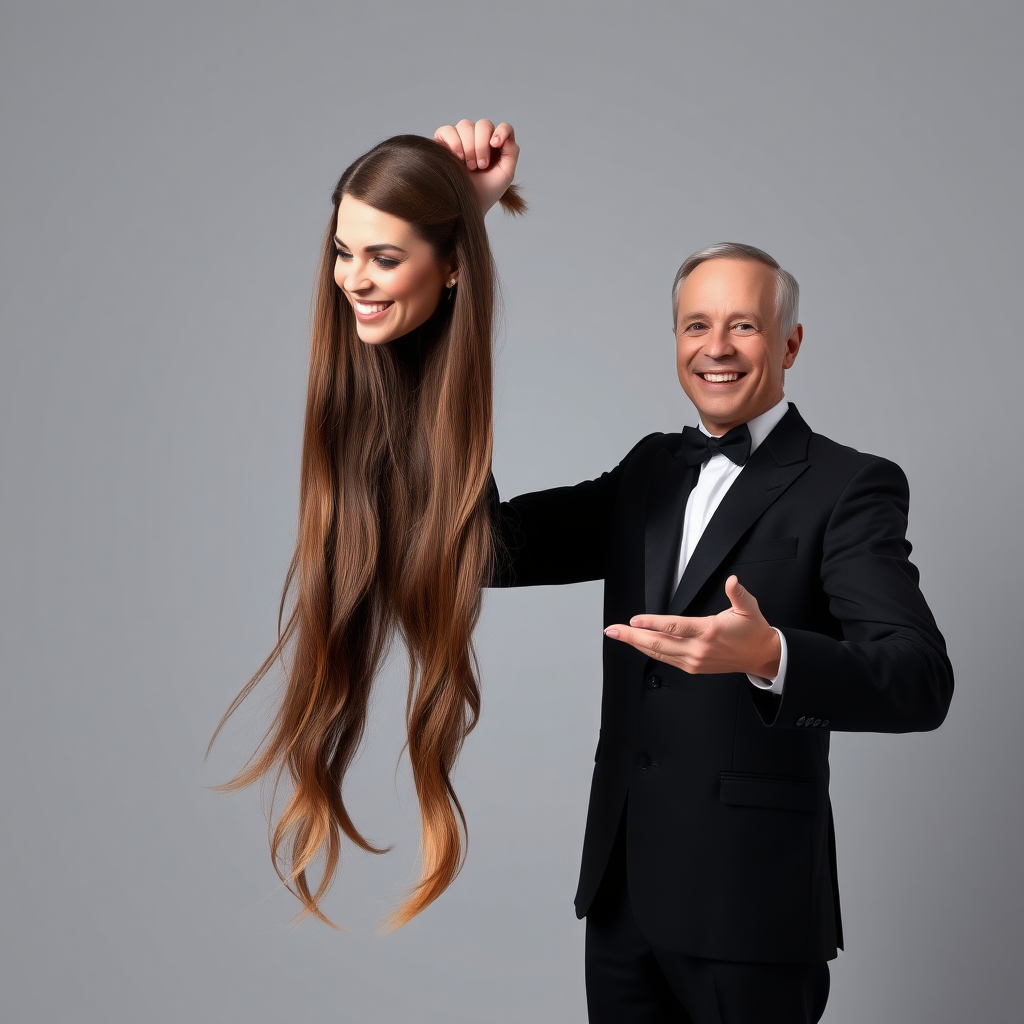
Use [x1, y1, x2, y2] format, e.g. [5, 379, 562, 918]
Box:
[677, 259, 776, 310]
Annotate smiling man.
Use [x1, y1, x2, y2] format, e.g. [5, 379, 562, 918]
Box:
[488, 241, 954, 1024]
[674, 252, 801, 435]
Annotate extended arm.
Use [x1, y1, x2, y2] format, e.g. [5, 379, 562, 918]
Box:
[490, 468, 621, 588]
[490, 434, 662, 589]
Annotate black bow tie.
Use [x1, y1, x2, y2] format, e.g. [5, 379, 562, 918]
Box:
[680, 423, 752, 467]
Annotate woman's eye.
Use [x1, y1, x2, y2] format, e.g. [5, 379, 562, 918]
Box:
[734, 322, 755, 332]
[335, 249, 352, 262]
[374, 257, 400, 269]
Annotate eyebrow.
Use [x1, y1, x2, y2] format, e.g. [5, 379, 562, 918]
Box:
[333, 236, 408, 254]
[679, 310, 763, 323]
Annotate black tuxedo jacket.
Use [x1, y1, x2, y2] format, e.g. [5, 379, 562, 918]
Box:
[490, 405, 953, 964]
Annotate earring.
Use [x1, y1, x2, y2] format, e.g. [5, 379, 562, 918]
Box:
[447, 279, 457, 288]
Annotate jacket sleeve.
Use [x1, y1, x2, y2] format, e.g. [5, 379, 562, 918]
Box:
[753, 457, 954, 733]
[488, 433, 661, 588]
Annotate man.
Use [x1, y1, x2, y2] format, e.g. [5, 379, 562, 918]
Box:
[436, 122, 954, 1024]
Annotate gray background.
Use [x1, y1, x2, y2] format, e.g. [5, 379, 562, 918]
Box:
[2, 1, 1021, 1021]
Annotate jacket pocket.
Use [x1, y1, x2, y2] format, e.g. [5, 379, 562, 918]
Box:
[719, 771, 817, 813]
[729, 536, 799, 564]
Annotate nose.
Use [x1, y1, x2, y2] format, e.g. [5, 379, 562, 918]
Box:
[703, 325, 736, 358]
[341, 259, 372, 293]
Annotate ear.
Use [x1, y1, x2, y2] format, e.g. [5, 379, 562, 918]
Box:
[444, 260, 460, 288]
[782, 323, 803, 369]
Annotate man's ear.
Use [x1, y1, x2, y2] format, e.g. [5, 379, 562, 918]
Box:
[782, 323, 803, 369]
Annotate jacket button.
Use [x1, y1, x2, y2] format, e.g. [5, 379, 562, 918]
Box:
[812, 718, 822, 727]
[647, 674, 662, 691]
[795, 716, 806, 726]
[821, 719, 830, 728]
[637, 752, 653, 770]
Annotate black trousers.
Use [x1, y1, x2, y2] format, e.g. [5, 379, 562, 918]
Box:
[584, 816, 830, 1024]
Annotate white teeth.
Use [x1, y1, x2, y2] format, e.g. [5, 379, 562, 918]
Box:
[702, 372, 739, 382]
[354, 301, 392, 314]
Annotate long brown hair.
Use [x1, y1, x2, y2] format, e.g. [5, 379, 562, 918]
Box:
[214, 135, 524, 927]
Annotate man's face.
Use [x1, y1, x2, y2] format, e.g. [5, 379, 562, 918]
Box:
[674, 258, 802, 434]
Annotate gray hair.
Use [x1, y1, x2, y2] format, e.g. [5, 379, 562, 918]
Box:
[671, 242, 800, 339]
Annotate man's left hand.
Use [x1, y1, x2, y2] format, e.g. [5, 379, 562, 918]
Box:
[604, 575, 782, 679]
[433, 119, 519, 214]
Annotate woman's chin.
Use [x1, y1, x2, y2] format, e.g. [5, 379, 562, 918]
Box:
[354, 307, 442, 345]
[354, 322, 401, 345]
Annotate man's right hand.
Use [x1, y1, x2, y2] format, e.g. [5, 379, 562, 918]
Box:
[434, 119, 519, 214]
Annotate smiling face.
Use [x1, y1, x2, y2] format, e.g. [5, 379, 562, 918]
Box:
[674, 258, 803, 434]
[333, 194, 457, 344]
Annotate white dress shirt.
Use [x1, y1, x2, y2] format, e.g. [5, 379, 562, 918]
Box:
[673, 399, 790, 695]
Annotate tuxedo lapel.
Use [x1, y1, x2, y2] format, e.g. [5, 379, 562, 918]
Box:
[644, 443, 698, 614]
[667, 406, 812, 616]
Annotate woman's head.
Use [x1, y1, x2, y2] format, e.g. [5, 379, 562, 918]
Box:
[333, 195, 457, 345]
[328, 134, 487, 346]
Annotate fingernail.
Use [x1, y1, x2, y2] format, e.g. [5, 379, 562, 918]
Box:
[479, 160, 488, 169]
[604, 628, 619, 639]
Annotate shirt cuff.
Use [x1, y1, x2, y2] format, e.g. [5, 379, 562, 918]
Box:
[747, 628, 787, 695]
